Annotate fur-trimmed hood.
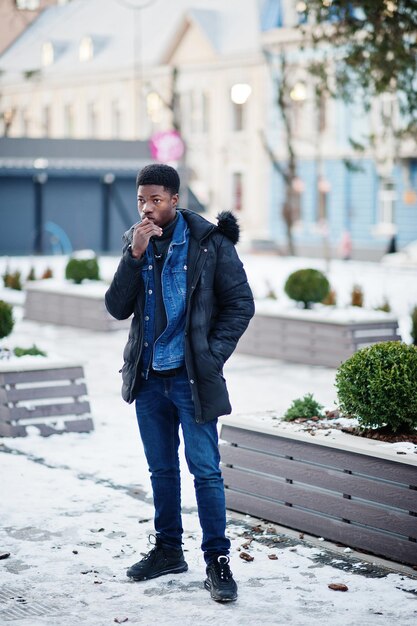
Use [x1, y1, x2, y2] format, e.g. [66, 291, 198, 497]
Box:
[179, 208, 240, 246]
[215, 211, 239, 245]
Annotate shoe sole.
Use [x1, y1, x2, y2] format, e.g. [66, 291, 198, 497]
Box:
[127, 562, 188, 581]
[204, 579, 238, 602]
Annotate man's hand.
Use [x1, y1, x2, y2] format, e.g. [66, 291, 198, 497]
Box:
[130, 218, 162, 258]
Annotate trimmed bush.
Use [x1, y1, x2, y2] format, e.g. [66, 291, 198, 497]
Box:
[283, 393, 325, 421]
[3, 269, 22, 291]
[0, 300, 14, 340]
[284, 268, 330, 309]
[65, 257, 100, 284]
[336, 341, 417, 432]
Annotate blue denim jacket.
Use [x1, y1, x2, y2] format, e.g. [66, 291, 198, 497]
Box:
[141, 212, 189, 376]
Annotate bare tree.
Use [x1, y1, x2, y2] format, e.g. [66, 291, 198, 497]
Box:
[261, 48, 299, 256]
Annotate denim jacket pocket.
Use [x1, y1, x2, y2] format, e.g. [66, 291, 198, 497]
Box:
[171, 266, 187, 297]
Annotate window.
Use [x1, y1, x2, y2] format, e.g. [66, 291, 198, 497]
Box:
[64, 104, 74, 137]
[201, 92, 209, 133]
[232, 103, 244, 132]
[16, 0, 40, 10]
[42, 41, 54, 67]
[146, 92, 162, 125]
[317, 94, 327, 133]
[87, 103, 98, 137]
[180, 91, 209, 135]
[232, 172, 243, 212]
[261, 0, 284, 30]
[79, 36, 94, 62]
[42, 105, 51, 136]
[317, 177, 330, 221]
[378, 179, 396, 224]
[111, 101, 122, 138]
[20, 108, 29, 135]
[230, 84, 251, 132]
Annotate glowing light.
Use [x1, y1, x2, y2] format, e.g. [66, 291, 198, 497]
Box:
[230, 84, 252, 105]
[290, 82, 307, 102]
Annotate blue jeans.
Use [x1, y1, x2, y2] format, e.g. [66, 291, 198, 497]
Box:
[134, 368, 230, 563]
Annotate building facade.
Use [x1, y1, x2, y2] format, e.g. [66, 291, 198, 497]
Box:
[1, 0, 416, 258]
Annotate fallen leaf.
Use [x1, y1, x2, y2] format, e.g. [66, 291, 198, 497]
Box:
[114, 619, 129, 624]
[328, 583, 348, 592]
[241, 539, 253, 550]
[0, 553, 11, 560]
[268, 554, 278, 560]
[299, 533, 305, 540]
[251, 525, 263, 533]
[239, 552, 254, 562]
[72, 550, 78, 555]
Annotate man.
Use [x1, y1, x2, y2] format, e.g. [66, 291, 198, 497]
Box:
[105, 164, 254, 603]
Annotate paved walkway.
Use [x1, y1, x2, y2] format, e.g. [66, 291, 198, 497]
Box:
[1, 318, 417, 625]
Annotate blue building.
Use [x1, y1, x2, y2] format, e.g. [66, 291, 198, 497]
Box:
[261, 0, 417, 259]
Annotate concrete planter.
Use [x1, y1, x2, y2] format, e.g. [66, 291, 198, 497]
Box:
[24, 281, 130, 331]
[220, 414, 417, 566]
[0, 359, 94, 437]
[236, 303, 401, 367]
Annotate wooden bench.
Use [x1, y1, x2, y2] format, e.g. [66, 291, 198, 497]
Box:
[0, 361, 94, 437]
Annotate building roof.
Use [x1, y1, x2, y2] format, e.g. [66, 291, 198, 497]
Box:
[0, 137, 151, 174]
[0, 0, 262, 81]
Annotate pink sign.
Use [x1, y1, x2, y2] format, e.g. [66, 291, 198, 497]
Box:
[149, 130, 185, 163]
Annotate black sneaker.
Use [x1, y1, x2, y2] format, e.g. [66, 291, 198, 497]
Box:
[126, 539, 188, 581]
[204, 555, 238, 602]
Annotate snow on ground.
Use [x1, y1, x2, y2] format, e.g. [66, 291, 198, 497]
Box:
[1, 253, 417, 625]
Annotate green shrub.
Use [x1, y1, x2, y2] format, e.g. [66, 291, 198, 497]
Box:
[26, 267, 36, 281]
[283, 393, 325, 421]
[374, 298, 391, 313]
[13, 344, 47, 358]
[65, 257, 100, 284]
[0, 300, 14, 340]
[411, 306, 417, 346]
[336, 341, 417, 432]
[3, 269, 22, 290]
[2, 267, 11, 288]
[284, 268, 330, 309]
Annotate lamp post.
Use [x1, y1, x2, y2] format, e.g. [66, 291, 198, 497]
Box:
[33, 159, 48, 255]
[114, 0, 158, 139]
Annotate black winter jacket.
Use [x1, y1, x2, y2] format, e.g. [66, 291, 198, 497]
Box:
[105, 209, 255, 423]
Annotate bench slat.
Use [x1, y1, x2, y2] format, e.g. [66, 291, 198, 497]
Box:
[0, 400, 91, 421]
[0, 383, 87, 403]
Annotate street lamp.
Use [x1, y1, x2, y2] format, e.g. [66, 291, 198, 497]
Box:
[289, 81, 307, 102]
[230, 83, 252, 105]
[113, 0, 158, 138]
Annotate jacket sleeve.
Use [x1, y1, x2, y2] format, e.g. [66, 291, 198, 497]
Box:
[105, 243, 145, 320]
[209, 238, 255, 365]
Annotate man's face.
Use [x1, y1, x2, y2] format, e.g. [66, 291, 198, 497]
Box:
[137, 184, 178, 228]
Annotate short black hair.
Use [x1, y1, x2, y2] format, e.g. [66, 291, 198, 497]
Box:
[136, 164, 180, 195]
